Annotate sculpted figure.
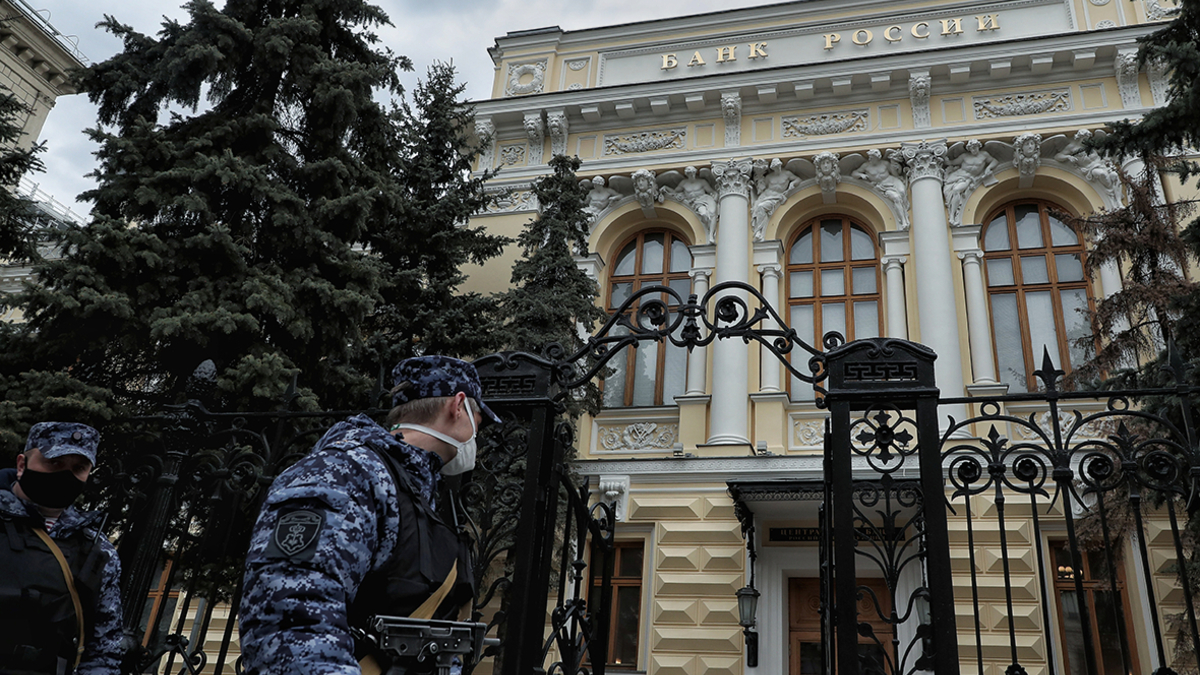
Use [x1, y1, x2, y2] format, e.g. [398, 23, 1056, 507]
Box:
[852, 149, 909, 226]
[752, 158, 801, 240]
[1054, 129, 1120, 197]
[664, 166, 718, 243]
[632, 169, 661, 211]
[583, 176, 623, 219]
[943, 140, 999, 226]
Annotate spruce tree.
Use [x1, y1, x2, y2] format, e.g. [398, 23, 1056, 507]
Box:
[498, 154, 605, 415]
[0, 84, 45, 264]
[0, 0, 504, 433]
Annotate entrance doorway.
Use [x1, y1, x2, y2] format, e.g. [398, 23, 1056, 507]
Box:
[789, 578, 895, 675]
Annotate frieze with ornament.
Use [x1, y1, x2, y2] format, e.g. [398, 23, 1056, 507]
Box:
[603, 128, 686, 155]
[482, 189, 538, 215]
[499, 144, 526, 167]
[973, 89, 1072, 119]
[599, 422, 679, 451]
[782, 109, 869, 139]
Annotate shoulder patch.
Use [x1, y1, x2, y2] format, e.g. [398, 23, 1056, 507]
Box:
[265, 508, 324, 561]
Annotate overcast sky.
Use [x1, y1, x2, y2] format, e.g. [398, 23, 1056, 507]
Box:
[31, 0, 785, 219]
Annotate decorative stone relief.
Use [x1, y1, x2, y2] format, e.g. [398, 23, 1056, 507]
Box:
[793, 419, 825, 448]
[901, 140, 947, 183]
[566, 58, 589, 71]
[943, 140, 999, 227]
[505, 60, 547, 96]
[499, 143, 526, 167]
[483, 189, 538, 214]
[661, 166, 718, 244]
[722, 92, 742, 147]
[1145, 0, 1180, 20]
[567, 83, 583, 91]
[751, 158, 801, 241]
[1053, 129, 1121, 204]
[711, 158, 755, 199]
[546, 109, 569, 157]
[523, 112, 545, 165]
[782, 109, 869, 139]
[1115, 50, 1141, 109]
[597, 475, 631, 521]
[1090, 0, 1110, 5]
[1095, 19, 1116, 28]
[973, 89, 1072, 119]
[599, 422, 678, 451]
[582, 176, 623, 222]
[1148, 58, 1170, 106]
[475, 117, 495, 171]
[632, 169, 661, 217]
[909, 71, 932, 129]
[851, 149, 910, 229]
[1012, 132, 1042, 189]
[813, 151, 840, 204]
[603, 128, 686, 155]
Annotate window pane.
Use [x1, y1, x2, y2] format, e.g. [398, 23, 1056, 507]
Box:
[670, 238, 691, 273]
[612, 586, 641, 666]
[854, 301, 879, 339]
[663, 343, 687, 405]
[821, 220, 844, 262]
[1026, 291, 1062, 378]
[618, 545, 643, 578]
[1048, 213, 1078, 247]
[1056, 254, 1084, 283]
[991, 293, 1026, 391]
[611, 282, 633, 309]
[852, 267, 877, 295]
[631, 340, 657, 406]
[821, 269, 845, 296]
[1015, 204, 1043, 248]
[641, 233, 664, 274]
[987, 258, 1014, 286]
[791, 230, 814, 264]
[850, 225, 874, 260]
[668, 278, 691, 305]
[800, 642, 824, 675]
[791, 271, 814, 298]
[613, 242, 637, 276]
[1059, 591, 1089, 675]
[984, 215, 1011, 251]
[791, 304, 815, 399]
[1095, 591, 1131, 675]
[602, 328, 630, 407]
[1061, 289, 1090, 370]
[1021, 255, 1050, 284]
[823, 302, 846, 342]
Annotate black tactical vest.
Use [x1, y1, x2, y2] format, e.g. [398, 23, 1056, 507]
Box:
[348, 448, 475, 664]
[0, 515, 108, 675]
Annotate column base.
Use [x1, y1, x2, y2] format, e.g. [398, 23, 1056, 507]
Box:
[705, 433, 752, 446]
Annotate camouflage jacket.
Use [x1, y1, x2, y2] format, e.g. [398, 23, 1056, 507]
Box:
[0, 468, 124, 675]
[238, 414, 446, 675]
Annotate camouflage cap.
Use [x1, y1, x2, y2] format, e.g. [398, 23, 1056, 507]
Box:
[25, 422, 100, 466]
[391, 356, 501, 425]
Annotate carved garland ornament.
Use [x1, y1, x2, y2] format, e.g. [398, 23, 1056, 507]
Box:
[599, 422, 678, 451]
[782, 110, 869, 139]
[506, 60, 547, 96]
[973, 89, 1072, 119]
[603, 128, 686, 155]
[499, 144, 526, 166]
[483, 189, 538, 214]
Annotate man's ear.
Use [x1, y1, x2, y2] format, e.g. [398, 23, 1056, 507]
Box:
[15, 453, 26, 477]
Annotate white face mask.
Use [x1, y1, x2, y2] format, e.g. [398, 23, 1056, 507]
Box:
[392, 402, 478, 476]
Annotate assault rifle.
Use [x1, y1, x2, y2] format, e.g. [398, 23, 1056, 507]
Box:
[361, 616, 497, 675]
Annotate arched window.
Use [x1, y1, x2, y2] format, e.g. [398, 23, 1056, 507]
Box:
[603, 230, 692, 407]
[983, 201, 1094, 391]
[786, 216, 881, 398]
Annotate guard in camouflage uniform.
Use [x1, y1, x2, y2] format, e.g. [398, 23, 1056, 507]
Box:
[239, 356, 500, 674]
[0, 422, 124, 675]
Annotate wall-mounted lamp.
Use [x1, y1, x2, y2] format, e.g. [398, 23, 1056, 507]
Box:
[736, 584, 760, 667]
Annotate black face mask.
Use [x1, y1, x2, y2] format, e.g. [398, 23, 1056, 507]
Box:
[17, 468, 87, 509]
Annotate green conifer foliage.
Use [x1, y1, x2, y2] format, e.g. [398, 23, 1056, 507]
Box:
[0, 83, 45, 263]
[0, 0, 500, 427]
[499, 154, 605, 416]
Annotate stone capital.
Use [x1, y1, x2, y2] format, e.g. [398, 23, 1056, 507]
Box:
[901, 139, 948, 184]
[956, 249, 984, 264]
[757, 262, 783, 278]
[711, 158, 755, 200]
[689, 266, 715, 282]
[881, 255, 907, 272]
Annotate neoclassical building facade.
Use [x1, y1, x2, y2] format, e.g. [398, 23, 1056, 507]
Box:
[465, 1, 1192, 674]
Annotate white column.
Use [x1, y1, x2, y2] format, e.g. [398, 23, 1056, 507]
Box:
[686, 265, 713, 395]
[901, 140, 969, 408]
[878, 231, 911, 340]
[708, 158, 755, 446]
[951, 225, 997, 385]
[757, 263, 784, 392]
[882, 257, 908, 339]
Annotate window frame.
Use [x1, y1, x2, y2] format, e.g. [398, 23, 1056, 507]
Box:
[603, 229, 693, 408]
[1049, 539, 1141, 675]
[589, 540, 646, 670]
[982, 200, 1096, 391]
